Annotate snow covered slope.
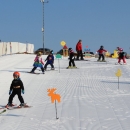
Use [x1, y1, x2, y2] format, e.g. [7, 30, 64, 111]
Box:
[0, 54, 130, 130]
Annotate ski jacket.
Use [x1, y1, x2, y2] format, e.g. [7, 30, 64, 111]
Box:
[76, 42, 82, 51]
[45, 54, 54, 64]
[69, 50, 75, 60]
[10, 78, 24, 91]
[97, 49, 107, 54]
[118, 52, 127, 58]
[34, 56, 44, 64]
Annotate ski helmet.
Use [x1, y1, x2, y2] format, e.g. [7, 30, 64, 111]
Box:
[13, 71, 20, 77]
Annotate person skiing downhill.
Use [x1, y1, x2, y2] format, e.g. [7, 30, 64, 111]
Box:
[116, 49, 127, 65]
[30, 52, 45, 74]
[5, 72, 27, 108]
[44, 50, 55, 70]
[97, 46, 107, 62]
[67, 48, 77, 69]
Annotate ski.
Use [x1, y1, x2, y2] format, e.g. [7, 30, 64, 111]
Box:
[8, 105, 32, 110]
[0, 109, 6, 114]
[44, 70, 57, 71]
[0, 104, 17, 110]
[27, 72, 40, 74]
[66, 67, 79, 69]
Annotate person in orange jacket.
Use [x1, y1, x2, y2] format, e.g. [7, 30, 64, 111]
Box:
[76, 39, 84, 60]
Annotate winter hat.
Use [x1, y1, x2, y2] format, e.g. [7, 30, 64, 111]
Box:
[100, 46, 104, 49]
[37, 52, 42, 56]
[69, 48, 73, 53]
[50, 50, 53, 54]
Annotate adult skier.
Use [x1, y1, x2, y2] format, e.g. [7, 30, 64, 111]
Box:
[76, 39, 84, 60]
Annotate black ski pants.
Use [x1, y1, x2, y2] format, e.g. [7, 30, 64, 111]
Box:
[98, 54, 105, 61]
[9, 89, 24, 104]
[69, 59, 75, 66]
[31, 67, 44, 72]
[77, 50, 83, 60]
[44, 63, 54, 70]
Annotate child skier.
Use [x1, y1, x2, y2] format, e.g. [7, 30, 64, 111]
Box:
[67, 48, 77, 69]
[116, 49, 127, 65]
[30, 52, 45, 73]
[44, 50, 55, 70]
[5, 71, 27, 108]
[97, 46, 107, 62]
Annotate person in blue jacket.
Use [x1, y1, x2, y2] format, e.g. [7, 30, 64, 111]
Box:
[44, 50, 55, 70]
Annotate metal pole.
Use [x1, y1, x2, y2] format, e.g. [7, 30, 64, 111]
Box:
[55, 93, 59, 119]
[58, 58, 60, 73]
[41, 0, 49, 55]
[118, 77, 119, 89]
[42, 0, 44, 55]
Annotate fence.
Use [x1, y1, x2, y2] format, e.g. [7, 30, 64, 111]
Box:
[0, 42, 34, 56]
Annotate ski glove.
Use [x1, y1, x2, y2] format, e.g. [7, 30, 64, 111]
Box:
[9, 90, 12, 95]
[22, 90, 24, 94]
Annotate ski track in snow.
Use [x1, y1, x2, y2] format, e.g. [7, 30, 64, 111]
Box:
[0, 54, 130, 130]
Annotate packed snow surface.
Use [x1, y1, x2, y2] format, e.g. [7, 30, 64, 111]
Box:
[0, 54, 130, 130]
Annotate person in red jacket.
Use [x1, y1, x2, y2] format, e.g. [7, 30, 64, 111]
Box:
[97, 46, 107, 62]
[76, 39, 84, 60]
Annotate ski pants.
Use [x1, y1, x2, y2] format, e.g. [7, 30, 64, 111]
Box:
[69, 59, 75, 67]
[44, 63, 54, 70]
[31, 67, 44, 72]
[98, 54, 105, 61]
[9, 89, 24, 104]
[76, 50, 83, 60]
[118, 57, 126, 63]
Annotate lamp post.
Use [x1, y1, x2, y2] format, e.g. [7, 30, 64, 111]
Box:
[40, 0, 49, 55]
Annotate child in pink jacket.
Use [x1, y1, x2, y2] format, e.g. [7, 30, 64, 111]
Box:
[30, 52, 45, 74]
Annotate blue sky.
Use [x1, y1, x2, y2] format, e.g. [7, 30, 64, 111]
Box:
[0, 0, 130, 53]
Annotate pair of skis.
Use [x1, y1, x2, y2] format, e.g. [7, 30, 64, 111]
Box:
[0, 104, 32, 114]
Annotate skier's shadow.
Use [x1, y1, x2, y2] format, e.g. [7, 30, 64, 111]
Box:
[0, 70, 29, 73]
[0, 114, 25, 117]
[102, 81, 130, 84]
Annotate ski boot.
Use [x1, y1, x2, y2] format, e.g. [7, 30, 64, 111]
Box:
[66, 66, 72, 69]
[97, 59, 100, 62]
[51, 68, 55, 70]
[17, 103, 28, 108]
[72, 66, 77, 69]
[5, 103, 15, 108]
[30, 71, 34, 74]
